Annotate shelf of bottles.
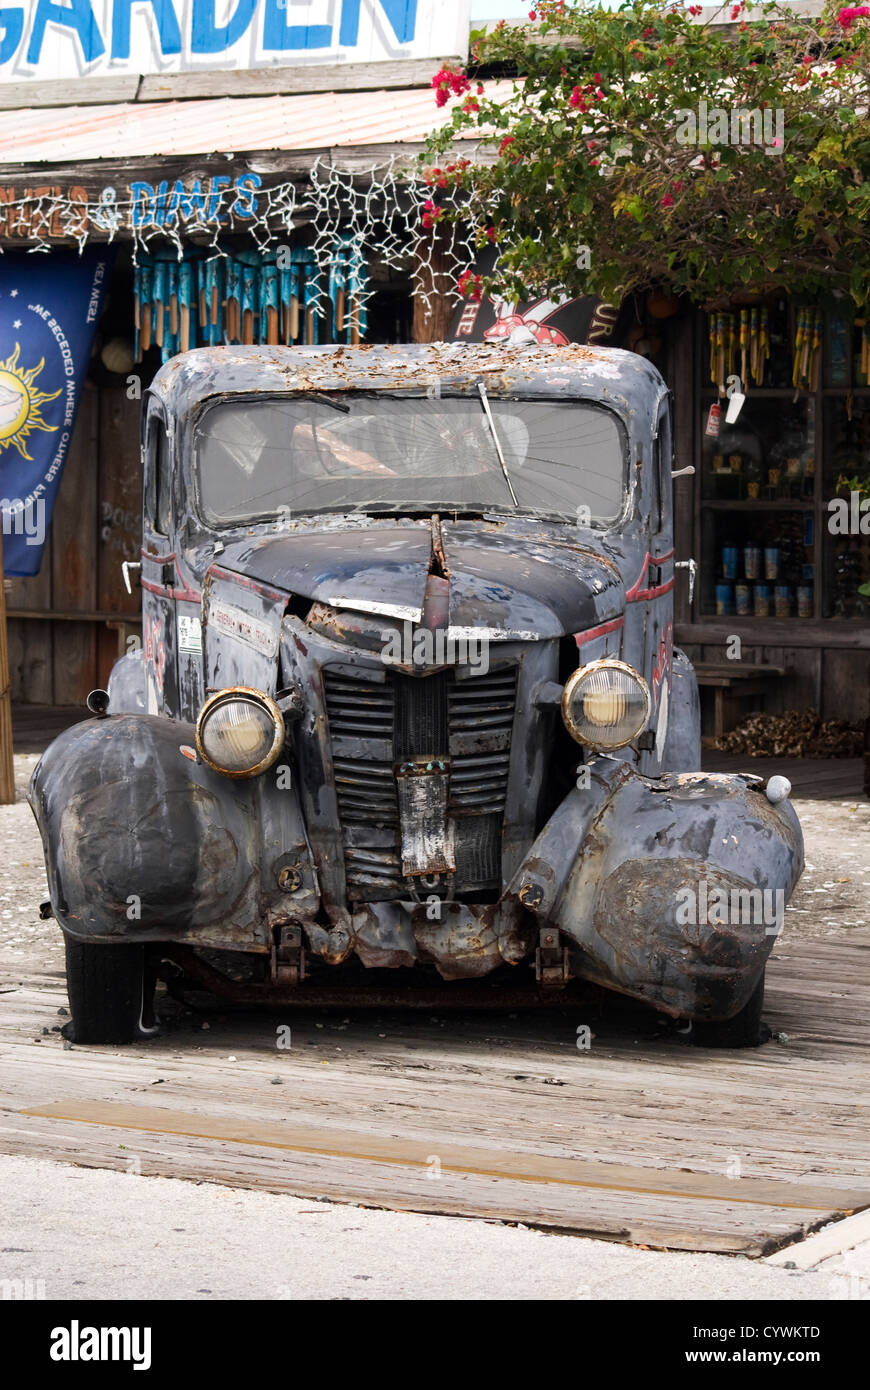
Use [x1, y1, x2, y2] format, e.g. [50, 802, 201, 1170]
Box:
[823, 396, 870, 619]
[698, 299, 870, 623]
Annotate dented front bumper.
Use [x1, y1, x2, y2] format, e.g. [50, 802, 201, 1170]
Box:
[30, 718, 803, 1023]
[504, 757, 804, 1021]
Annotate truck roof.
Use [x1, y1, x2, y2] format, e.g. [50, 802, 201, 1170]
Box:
[148, 342, 666, 437]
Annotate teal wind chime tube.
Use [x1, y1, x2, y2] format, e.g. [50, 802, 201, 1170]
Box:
[178, 259, 194, 354]
[225, 257, 240, 342]
[261, 258, 278, 344]
[131, 238, 367, 359]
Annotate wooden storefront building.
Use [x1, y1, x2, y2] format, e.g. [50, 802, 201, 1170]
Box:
[1, 15, 867, 730]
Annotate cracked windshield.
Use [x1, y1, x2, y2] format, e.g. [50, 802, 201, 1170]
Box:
[195, 395, 625, 523]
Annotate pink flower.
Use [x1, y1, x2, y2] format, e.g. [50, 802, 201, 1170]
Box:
[661, 193, 674, 207]
[569, 86, 586, 111]
[837, 5, 870, 27]
[528, 9, 537, 18]
[665, 56, 675, 66]
[498, 135, 516, 154]
[431, 65, 470, 107]
[458, 270, 483, 301]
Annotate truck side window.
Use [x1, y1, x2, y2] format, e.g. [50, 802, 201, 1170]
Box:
[655, 403, 672, 534]
[152, 416, 171, 537]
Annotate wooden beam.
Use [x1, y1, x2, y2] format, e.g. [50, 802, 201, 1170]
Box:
[138, 58, 462, 103]
[0, 57, 462, 113]
[0, 529, 15, 805]
[6, 610, 140, 624]
[676, 620, 870, 650]
[0, 76, 140, 110]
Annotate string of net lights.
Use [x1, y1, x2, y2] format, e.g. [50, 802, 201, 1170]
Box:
[0, 158, 481, 335]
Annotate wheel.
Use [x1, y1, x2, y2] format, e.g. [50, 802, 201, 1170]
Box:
[691, 971, 768, 1049]
[63, 938, 160, 1044]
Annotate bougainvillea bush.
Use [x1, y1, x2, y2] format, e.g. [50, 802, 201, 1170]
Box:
[422, 1, 870, 308]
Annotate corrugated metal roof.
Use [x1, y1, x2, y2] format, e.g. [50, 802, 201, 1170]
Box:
[0, 82, 505, 165]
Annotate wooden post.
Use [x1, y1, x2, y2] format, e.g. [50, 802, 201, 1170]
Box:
[412, 225, 455, 344]
[0, 527, 15, 805]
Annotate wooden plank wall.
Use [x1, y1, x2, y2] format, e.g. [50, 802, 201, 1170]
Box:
[5, 383, 142, 704]
[96, 386, 143, 678]
[680, 642, 869, 732]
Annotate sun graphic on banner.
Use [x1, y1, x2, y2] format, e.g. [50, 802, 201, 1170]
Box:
[0, 343, 62, 461]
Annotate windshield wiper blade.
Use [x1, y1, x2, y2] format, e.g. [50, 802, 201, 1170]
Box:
[301, 391, 350, 414]
[477, 382, 518, 508]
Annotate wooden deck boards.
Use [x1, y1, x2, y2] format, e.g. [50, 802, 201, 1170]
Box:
[2, 932, 868, 1255]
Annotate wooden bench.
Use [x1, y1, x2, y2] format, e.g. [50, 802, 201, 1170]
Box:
[693, 662, 787, 739]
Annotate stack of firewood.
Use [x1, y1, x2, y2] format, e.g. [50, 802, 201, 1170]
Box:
[713, 709, 863, 758]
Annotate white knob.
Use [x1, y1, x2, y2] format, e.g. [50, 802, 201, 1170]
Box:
[765, 776, 791, 804]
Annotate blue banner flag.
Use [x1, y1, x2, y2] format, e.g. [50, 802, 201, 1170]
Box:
[0, 247, 112, 576]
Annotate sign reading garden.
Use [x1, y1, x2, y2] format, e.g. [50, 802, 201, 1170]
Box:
[0, 0, 467, 79]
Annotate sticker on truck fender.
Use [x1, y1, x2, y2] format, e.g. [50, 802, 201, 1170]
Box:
[207, 601, 279, 658]
[177, 613, 202, 654]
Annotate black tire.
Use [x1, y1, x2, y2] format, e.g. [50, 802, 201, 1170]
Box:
[64, 938, 160, 1044]
[691, 971, 768, 1049]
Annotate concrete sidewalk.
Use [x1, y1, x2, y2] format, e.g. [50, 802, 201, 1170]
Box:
[0, 1153, 866, 1301]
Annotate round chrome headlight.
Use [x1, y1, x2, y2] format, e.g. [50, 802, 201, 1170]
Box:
[196, 688, 285, 777]
[562, 660, 651, 750]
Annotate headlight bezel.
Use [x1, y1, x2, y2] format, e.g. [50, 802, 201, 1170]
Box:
[195, 686, 286, 778]
[561, 658, 652, 751]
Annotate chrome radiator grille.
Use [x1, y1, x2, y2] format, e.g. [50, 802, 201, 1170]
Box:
[323, 665, 516, 901]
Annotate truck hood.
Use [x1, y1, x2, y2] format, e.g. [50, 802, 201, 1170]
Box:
[210, 521, 624, 639]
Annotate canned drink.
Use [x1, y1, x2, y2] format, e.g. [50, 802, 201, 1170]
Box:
[775, 585, 791, 617]
[736, 583, 752, 616]
[716, 583, 734, 616]
[798, 585, 813, 617]
[744, 546, 761, 578]
[764, 547, 780, 580]
[754, 583, 771, 617]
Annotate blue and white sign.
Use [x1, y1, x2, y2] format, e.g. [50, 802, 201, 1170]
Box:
[0, 1, 469, 79]
[0, 248, 111, 576]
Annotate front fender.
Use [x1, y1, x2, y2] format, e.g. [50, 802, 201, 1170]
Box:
[28, 714, 318, 948]
[507, 758, 804, 1021]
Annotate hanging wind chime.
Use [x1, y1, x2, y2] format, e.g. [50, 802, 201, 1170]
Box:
[707, 306, 769, 392]
[792, 305, 823, 391]
[133, 240, 368, 364]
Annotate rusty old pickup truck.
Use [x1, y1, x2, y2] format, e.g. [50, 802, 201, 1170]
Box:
[29, 342, 803, 1046]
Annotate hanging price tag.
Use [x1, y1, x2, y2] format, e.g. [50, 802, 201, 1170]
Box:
[705, 402, 721, 437]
